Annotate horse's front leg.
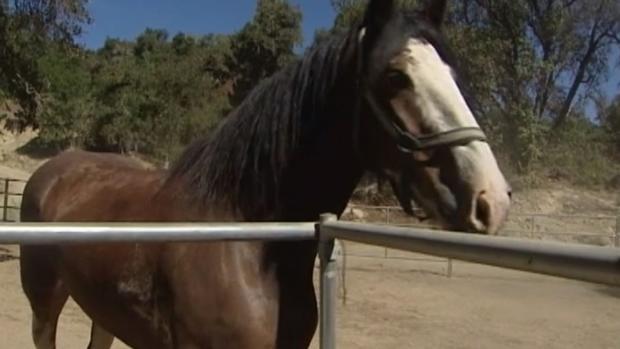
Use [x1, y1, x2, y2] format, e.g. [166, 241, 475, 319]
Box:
[87, 323, 114, 349]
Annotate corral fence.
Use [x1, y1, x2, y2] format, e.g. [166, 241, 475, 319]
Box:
[0, 178, 26, 222]
[1, 215, 620, 349]
[342, 204, 620, 278]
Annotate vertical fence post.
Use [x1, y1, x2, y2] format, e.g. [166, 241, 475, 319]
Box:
[615, 214, 620, 248]
[384, 207, 390, 258]
[2, 179, 9, 222]
[446, 258, 453, 278]
[318, 213, 338, 349]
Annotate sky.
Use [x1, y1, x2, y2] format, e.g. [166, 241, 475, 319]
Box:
[78, 0, 336, 50]
[78, 0, 619, 105]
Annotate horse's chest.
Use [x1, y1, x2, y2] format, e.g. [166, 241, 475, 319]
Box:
[59, 244, 174, 347]
[161, 243, 283, 347]
[117, 246, 156, 302]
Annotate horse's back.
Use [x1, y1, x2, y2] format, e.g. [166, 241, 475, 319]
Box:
[21, 150, 162, 222]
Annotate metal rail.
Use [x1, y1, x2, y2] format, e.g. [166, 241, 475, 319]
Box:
[348, 204, 620, 220]
[320, 220, 620, 286]
[2, 215, 620, 349]
[319, 214, 337, 349]
[0, 222, 317, 244]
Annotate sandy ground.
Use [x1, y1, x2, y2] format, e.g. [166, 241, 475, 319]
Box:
[2, 244, 620, 349]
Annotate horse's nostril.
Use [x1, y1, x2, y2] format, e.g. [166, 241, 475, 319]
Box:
[475, 191, 491, 228]
[507, 189, 513, 200]
[468, 189, 511, 234]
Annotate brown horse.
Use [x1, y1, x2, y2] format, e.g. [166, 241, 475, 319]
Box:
[19, 1, 511, 348]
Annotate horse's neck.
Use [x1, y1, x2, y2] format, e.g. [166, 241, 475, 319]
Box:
[264, 51, 363, 281]
[277, 126, 363, 221]
[266, 144, 361, 289]
[279, 88, 363, 220]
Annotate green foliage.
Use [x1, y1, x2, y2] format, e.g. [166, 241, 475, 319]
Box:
[84, 30, 231, 160]
[172, 33, 196, 56]
[533, 117, 619, 186]
[134, 28, 168, 60]
[447, 0, 620, 176]
[229, 0, 303, 104]
[1, 0, 305, 163]
[36, 45, 94, 147]
[0, 0, 91, 130]
[601, 95, 620, 155]
[200, 34, 234, 85]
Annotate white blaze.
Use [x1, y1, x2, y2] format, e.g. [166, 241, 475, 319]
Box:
[400, 38, 479, 131]
[398, 38, 509, 230]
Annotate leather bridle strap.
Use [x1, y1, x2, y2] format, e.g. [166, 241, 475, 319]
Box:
[363, 91, 487, 153]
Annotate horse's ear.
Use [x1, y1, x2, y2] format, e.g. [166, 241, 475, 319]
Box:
[362, 0, 395, 34]
[423, 0, 448, 28]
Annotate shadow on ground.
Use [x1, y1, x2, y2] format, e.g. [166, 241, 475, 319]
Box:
[595, 285, 620, 299]
[0, 247, 18, 263]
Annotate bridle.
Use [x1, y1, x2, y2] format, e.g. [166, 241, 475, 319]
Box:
[355, 27, 487, 155]
[363, 92, 487, 153]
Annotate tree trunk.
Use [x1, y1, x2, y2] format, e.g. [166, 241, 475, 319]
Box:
[552, 25, 602, 130]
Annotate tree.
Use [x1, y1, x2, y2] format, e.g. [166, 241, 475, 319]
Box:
[134, 28, 169, 60]
[228, 0, 303, 105]
[0, 0, 91, 131]
[172, 33, 196, 56]
[550, 0, 620, 129]
[36, 43, 94, 147]
[82, 29, 231, 160]
[451, 0, 620, 129]
[602, 94, 620, 155]
[200, 34, 234, 88]
[444, 0, 620, 171]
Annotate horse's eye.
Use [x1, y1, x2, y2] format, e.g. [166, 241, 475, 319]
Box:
[386, 70, 412, 90]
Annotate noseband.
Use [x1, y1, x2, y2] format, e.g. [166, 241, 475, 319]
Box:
[356, 28, 487, 154]
[363, 91, 487, 153]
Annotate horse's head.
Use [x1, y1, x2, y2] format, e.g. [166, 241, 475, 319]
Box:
[356, 0, 510, 234]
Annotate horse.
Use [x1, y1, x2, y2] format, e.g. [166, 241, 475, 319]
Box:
[19, 0, 511, 348]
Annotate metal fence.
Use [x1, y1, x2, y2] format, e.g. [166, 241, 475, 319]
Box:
[0, 222, 317, 244]
[0, 178, 26, 222]
[342, 204, 620, 277]
[1, 216, 620, 349]
[316, 214, 620, 349]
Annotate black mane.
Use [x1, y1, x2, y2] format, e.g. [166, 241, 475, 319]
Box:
[167, 29, 358, 216]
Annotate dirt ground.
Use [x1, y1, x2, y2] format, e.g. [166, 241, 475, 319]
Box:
[2, 244, 620, 349]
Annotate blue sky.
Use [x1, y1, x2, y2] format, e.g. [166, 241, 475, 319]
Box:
[78, 0, 336, 50]
[78, 0, 619, 104]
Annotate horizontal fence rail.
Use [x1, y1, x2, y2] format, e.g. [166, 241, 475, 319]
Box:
[344, 204, 620, 278]
[0, 222, 317, 244]
[320, 220, 620, 287]
[3, 220, 619, 285]
[2, 215, 620, 349]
